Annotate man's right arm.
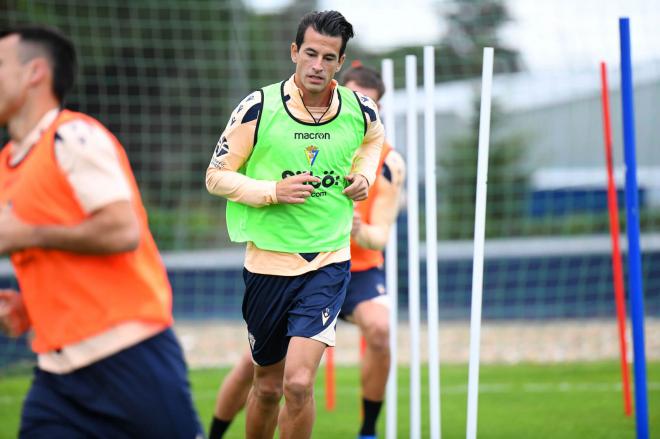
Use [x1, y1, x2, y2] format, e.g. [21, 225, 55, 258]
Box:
[205, 92, 279, 207]
[0, 290, 30, 337]
[206, 91, 322, 206]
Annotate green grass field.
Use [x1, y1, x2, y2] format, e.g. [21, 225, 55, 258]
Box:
[1, 361, 658, 438]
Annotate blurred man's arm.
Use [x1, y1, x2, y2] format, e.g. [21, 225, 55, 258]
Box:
[0, 201, 139, 255]
[0, 290, 30, 337]
[0, 119, 140, 255]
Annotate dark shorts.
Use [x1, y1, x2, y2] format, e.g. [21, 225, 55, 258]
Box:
[20, 328, 203, 439]
[242, 261, 350, 366]
[340, 266, 387, 319]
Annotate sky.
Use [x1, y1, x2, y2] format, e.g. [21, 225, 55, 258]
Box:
[503, 0, 660, 71]
[244, 0, 660, 72]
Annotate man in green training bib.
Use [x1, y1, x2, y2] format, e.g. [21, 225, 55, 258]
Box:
[205, 10, 384, 439]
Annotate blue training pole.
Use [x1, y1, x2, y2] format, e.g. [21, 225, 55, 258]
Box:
[619, 17, 649, 439]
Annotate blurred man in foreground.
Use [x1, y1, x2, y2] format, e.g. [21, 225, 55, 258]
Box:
[0, 25, 202, 438]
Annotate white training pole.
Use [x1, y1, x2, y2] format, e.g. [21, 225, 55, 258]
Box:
[466, 47, 494, 439]
[424, 45, 441, 439]
[382, 58, 399, 439]
[405, 54, 421, 439]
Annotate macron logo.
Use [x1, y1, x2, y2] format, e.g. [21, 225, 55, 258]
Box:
[321, 307, 331, 326]
[294, 132, 330, 140]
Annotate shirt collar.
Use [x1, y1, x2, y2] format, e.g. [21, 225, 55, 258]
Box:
[10, 107, 60, 164]
[284, 74, 338, 110]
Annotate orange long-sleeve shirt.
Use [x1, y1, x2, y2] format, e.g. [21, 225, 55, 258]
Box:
[351, 144, 406, 271]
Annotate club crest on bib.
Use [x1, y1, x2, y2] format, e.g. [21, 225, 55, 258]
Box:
[305, 145, 319, 167]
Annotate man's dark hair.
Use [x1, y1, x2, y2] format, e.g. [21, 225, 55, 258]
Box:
[0, 25, 77, 103]
[340, 62, 385, 101]
[295, 11, 354, 57]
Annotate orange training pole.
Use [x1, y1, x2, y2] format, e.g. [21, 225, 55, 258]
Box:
[600, 61, 632, 416]
[325, 347, 335, 411]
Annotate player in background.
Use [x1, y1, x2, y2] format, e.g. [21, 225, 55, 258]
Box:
[0, 26, 203, 438]
[208, 62, 405, 439]
[339, 61, 405, 439]
[205, 10, 384, 439]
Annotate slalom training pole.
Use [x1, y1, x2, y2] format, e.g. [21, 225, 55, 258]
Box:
[466, 47, 494, 439]
[405, 54, 422, 439]
[325, 347, 335, 411]
[424, 45, 442, 439]
[599, 60, 632, 417]
[381, 57, 399, 439]
[619, 17, 649, 439]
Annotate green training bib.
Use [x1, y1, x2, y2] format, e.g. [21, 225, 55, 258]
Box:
[226, 81, 366, 253]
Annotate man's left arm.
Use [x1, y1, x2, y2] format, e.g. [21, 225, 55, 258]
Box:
[0, 200, 139, 255]
[352, 150, 406, 250]
[343, 95, 385, 201]
[0, 120, 139, 256]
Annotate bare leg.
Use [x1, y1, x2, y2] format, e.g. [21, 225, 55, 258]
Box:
[246, 359, 285, 439]
[353, 300, 390, 401]
[214, 351, 254, 420]
[278, 337, 327, 439]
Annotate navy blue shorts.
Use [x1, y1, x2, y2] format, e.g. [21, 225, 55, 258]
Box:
[340, 267, 387, 319]
[242, 261, 350, 366]
[20, 328, 203, 439]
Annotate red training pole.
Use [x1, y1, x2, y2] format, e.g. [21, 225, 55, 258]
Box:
[359, 335, 367, 417]
[600, 61, 632, 416]
[325, 347, 335, 411]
